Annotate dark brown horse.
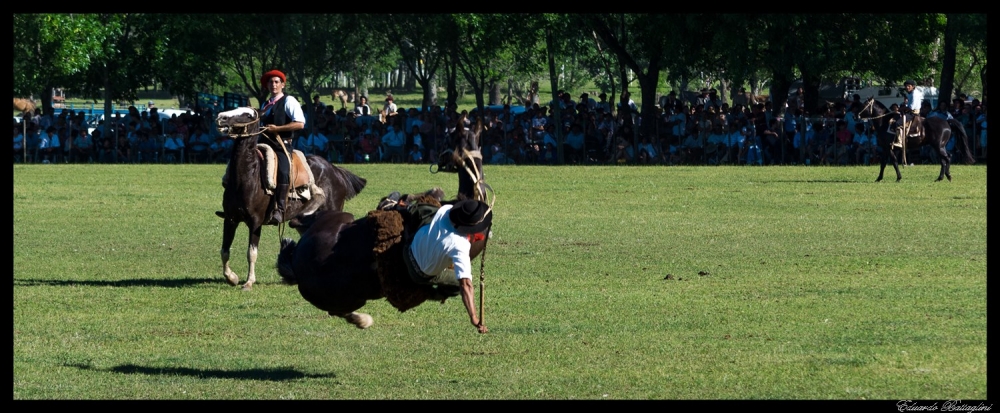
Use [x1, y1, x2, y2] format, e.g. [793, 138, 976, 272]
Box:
[275, 116, 492, 328]
[859, 98, 974, 182]
[218, 110, 366, 290]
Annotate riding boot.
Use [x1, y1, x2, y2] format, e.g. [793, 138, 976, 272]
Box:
[377, 191, 402, 211]
[267, 183, 290, 225]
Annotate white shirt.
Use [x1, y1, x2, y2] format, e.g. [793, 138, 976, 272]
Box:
[906, 88, 924, 112]
[409, 205, 473, 281]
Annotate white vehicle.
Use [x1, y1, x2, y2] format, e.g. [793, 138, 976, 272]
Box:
[854, 84, 939, 110]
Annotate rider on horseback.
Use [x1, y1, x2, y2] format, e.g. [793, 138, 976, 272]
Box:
[903, 80, 924, 115]
[260, 69, 305, 225]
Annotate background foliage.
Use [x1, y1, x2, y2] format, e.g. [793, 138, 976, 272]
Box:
[14, 14, 987, 123]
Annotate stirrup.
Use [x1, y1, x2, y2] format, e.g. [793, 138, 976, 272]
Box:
[266, 211, 282, 225]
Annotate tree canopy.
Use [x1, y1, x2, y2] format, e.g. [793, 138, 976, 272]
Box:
[14, 13, 986, 122]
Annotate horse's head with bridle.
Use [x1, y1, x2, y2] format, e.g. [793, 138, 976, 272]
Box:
[430, 112, 491, 202]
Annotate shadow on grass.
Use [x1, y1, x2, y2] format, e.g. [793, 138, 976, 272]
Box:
[65, 363, 336, 381]
[14, 278, 227, 288]
[757, 179, 862, 184]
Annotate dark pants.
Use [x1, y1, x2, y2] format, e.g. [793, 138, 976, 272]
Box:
[403, 245, 459, 287]
[271, 139, 291, 185]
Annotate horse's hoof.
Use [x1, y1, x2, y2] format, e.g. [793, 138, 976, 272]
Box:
[346, 312, 373, 329]
[223, 272, 239, 286]
[241, 283, 253, 291]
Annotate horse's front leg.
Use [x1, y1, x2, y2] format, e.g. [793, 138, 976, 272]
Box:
[221, 219, 240, 286]
[243, 224, 263, 291]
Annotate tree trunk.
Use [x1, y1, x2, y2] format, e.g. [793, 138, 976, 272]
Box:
[719, 78, 730, 107]
[446, 55, 459, 109]
[638, 69, 659, 140]
[981, 63, 987, 101]
[938, 14, 959, 104]
[417, 77, 432, 111]
[488, 81, 501, 106]
[545, 26, 563, 164]
[429, 76, 439, 108]
[41, 85, 54, 116]
[801, 73, 822, 115]
[769, 73, 794, 118]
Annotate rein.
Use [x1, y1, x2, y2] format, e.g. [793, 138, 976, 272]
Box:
[856, 99, 891, 123]
[456, 147, 495, 326]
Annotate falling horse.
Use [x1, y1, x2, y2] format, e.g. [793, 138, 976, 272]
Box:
[217, 108, 367, 290]
[275, 114, 492, 329]
[859, 98, 974, 182]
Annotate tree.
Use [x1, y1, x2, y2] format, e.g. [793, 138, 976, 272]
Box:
[13, 14, 112, 115]
[585, 14, 700, 141]
[211, 14, 281, 108]
[263, 14, 360, 125]
[384, 14, 449, 110]
[450, 14, 524, 113]
[939, 14, 987, 102]
[156, 15, 232, 105]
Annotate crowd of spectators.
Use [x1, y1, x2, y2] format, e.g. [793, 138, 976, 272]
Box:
[13, 103, 226, 164]
[13, 88, 987, 166]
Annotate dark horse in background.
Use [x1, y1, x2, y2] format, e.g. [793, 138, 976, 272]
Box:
[859, 98, 974, 182]
[275, 114, 491, 329]
[217, 108, 366, 290]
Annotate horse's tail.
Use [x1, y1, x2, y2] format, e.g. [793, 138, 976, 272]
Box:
[333, 164, 367, 200]
[948, 118, 976, 165]
[276, 237, 299, 285]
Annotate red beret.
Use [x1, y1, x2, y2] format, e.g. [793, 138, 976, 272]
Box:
[261, 70, 286, 85]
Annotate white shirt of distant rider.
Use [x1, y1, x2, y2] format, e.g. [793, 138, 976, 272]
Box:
[383, 100, 398, 116]
[409, 204, 474, 282]
[906, 87, 924, 113]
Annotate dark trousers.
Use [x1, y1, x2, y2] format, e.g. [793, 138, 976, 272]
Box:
[274, 140, 290, 185]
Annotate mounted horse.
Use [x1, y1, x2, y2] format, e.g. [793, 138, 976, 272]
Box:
[276, 114, 494, 330]
[216, 107, 366, 290]
[858, 98, 974, 182]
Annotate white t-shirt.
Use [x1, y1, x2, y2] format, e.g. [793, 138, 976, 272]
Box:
[409, 204, 473, 281]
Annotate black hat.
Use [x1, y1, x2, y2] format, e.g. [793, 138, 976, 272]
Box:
[449, 200, 492, 235]
[904, 80, 916, 87]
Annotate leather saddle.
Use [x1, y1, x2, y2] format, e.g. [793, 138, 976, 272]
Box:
[221, 145, 315, 200]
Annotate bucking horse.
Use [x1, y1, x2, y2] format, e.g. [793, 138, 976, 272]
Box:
[276, 113, 493, 329]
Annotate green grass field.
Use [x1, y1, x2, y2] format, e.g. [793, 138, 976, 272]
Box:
[14, 163, 986, 399]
